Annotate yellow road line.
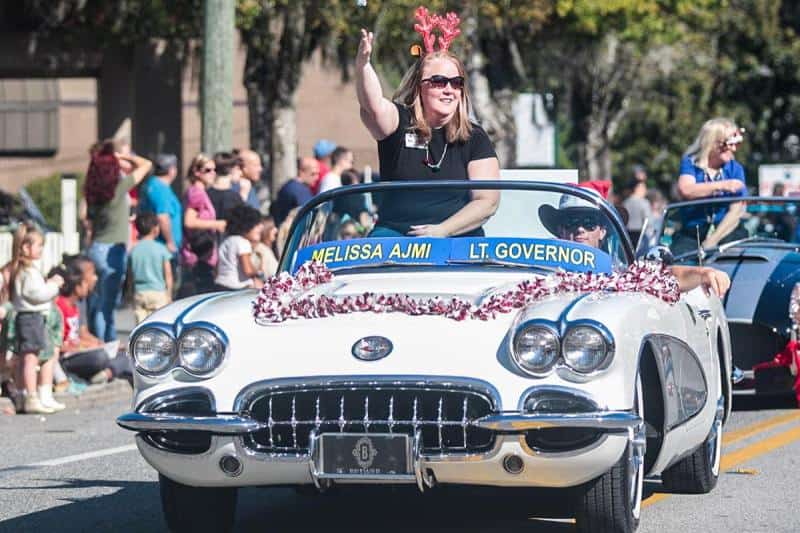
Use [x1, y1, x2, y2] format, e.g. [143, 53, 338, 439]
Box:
[643, 416, 800, 509]
[720, 424, 800, 470]
[723, 411, 800, 446]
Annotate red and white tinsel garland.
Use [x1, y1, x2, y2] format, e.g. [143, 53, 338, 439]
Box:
[252, 260, 680, 325]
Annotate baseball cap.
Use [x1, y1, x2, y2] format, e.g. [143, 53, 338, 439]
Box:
[313, 139, 337, 159]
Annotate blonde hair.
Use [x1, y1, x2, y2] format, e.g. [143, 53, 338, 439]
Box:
[10, 222, 43, 299]
[393, 51, 473, 144]
[187, 153, 213, 183]
[684, 117, 738, 173]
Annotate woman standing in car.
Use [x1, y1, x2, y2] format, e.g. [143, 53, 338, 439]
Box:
[355, 8, 499, 238]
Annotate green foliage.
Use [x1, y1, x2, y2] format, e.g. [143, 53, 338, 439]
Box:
[24, 173, 85, 231]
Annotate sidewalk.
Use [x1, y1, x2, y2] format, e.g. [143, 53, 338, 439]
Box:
[1, 306, 137, 415]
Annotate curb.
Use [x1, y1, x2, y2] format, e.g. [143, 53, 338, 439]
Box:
[1, 379, 133, 415]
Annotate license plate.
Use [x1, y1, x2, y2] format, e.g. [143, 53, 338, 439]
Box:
[319, 433, 411, 477]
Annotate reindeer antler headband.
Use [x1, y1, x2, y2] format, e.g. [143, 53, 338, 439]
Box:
[410, 6, 461, 57]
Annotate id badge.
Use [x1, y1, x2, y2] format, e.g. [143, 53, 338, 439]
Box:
[405, 133, 427, 150]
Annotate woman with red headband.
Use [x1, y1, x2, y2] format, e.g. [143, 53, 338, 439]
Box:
[355, 7, 500, 238]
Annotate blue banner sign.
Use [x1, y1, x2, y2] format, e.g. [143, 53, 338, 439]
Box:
[293, 237, 612, 274]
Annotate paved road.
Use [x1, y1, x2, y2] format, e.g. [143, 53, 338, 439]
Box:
[0, 395, 797, 532]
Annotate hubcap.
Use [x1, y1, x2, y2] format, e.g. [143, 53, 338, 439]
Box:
[709, 396, 724, 477]
[630, 377, 646, 520]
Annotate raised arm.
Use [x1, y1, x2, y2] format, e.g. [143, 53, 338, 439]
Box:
[355, 29, 399, 141]
[117, 152, 152, 186]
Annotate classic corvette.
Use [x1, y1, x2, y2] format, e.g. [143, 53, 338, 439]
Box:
[657, 196, 800, 395]
[118, 181, 731, 533]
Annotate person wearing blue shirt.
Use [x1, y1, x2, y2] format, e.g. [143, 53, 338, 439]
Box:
[139, 154, 183, 254]
[675, 118, 748, 251]
[269, 157, 318, 227]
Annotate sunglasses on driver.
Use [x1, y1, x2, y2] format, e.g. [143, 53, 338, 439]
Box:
[561, 217, 601, 232]
[421, 75, 465, 90]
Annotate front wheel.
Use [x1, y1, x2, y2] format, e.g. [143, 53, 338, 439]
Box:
[575, 377, 645, 533]
[159, 474, 238, 533]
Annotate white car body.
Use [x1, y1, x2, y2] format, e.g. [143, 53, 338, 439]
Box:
[118, 181, 731, 532]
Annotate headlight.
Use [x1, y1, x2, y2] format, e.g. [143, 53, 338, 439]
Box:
[178, 328, 226, 375]
[511, 324, 560, 375]
[132, 329, 176, 375]
[562, 326, 613, 373]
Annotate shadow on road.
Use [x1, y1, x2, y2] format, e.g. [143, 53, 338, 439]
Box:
[733, 394, 797, 411]
[0, 479, 578, 532]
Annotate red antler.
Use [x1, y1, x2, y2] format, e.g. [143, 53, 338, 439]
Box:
[413, 6, 438, 54]
[437, 12, 461, 52]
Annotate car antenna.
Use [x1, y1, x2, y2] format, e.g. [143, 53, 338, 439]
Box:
[695, 226, 705, 265]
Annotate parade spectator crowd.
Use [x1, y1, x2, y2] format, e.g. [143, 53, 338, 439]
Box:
[0, 136, 368, 414]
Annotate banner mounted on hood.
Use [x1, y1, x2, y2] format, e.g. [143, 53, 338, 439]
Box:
[292, 237, 613, 274]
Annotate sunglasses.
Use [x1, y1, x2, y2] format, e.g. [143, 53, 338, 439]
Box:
[720, 127, 745, 150]
[561, 217, 601, 232]
[200, 166, 216, 174]
[421, 75, 465, 90]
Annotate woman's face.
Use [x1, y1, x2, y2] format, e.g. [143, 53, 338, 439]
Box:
[714, 126, 740, 164]
[419, 57, 462, 125]
[194, 162, 216, 187]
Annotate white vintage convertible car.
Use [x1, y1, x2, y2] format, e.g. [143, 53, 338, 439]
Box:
[118, 181, 731, 533]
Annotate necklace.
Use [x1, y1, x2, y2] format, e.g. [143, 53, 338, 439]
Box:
[424, 142, 448, 171]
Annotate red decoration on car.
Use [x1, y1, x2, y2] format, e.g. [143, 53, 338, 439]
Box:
[252, 260, 680, 325]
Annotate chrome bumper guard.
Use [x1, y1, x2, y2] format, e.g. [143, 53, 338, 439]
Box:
[119, 409, 639, 492]
[116, 412, 263, 434]
[117, 410, 639, 435]
[474, 411, 642, 432]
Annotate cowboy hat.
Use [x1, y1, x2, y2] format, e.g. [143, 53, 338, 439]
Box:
[539, 193, 604, 237]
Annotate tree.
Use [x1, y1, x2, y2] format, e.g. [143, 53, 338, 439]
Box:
[331, 0, 551, 168]
[530, 0, 721, 181]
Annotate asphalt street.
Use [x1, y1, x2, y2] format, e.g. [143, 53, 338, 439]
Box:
[0, 395, 797, 533]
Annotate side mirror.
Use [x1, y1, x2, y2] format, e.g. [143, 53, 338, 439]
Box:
[645, 245, 674, 265]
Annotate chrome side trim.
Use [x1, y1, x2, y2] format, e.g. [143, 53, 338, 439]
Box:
[233, 375, 503, 412]
[117, 412, 263, 434]
[473, 411, 641, 432]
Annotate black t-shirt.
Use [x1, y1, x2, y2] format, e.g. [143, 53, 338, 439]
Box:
[207, 188, 243, 222]
[376, 103, 497, 236]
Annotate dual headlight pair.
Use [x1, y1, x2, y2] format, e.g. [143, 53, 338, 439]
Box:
[131, 326, 227, 377]
[510, 321, 614, 377]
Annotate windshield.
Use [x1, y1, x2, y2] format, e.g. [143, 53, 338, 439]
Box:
[660, 197, 800, 260]
[279, 181, 631, 274]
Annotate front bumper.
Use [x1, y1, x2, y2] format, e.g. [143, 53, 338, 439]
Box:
[118, 409, 640, 489]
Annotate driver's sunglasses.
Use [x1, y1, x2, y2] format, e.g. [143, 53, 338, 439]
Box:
[562, 217, 601, 232]
[421, 75, 465, 90]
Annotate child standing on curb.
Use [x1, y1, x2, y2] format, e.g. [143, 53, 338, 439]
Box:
[215, 205, 265, 291]
[11, 222, 64, 414]
[128, 213, 173, 324]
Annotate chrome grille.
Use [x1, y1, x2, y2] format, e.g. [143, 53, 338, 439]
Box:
[241, 385, 495, 455]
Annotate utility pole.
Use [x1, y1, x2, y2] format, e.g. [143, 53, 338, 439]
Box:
[202, 0, 235, 154]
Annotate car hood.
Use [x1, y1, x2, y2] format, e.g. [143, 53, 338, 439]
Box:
[139, 269, 666, 411]
[704, 246, 800, 330]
